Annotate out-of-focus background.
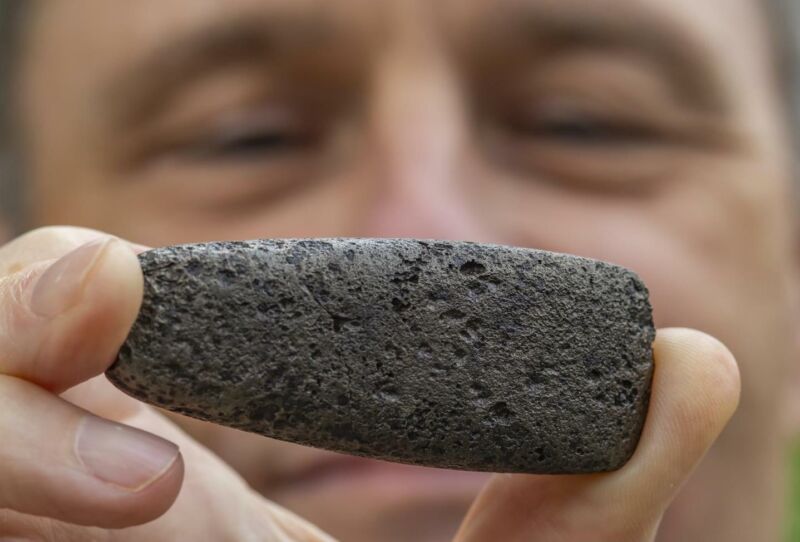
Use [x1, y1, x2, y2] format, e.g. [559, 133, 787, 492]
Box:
[3, 1, 800, 541]
[785, 1, 800, 534]
[790, 448, 800, 540]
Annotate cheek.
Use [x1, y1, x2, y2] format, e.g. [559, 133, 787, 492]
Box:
[479, 154, 794, 344]
[482, 153, 797, 421]
[38, 167, 376, 246]
[642, 158, 793, 336]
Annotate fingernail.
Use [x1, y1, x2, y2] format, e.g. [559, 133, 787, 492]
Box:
[30, 238, 113, 317]
[74, 415, 179, 492]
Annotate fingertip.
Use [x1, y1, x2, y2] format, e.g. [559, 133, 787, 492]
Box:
[32, 239, 144, 391]
[653, 328, 741, 431]
[601, 328, 741, 514]
[89, 450, 185, 528]
[87, 237, 144, 314]
[0, 378, 185, 529]
[68, 238, 144, 381]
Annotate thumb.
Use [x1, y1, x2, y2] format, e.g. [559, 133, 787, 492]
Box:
[454, 328, 741, 542]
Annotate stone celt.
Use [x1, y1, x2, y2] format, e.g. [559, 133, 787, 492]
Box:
[106, 238, 655, 474]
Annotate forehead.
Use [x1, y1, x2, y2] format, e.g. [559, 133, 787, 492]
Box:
[26, 0, 771, 66]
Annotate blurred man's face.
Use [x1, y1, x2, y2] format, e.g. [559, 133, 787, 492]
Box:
[14, 0, 799, 541]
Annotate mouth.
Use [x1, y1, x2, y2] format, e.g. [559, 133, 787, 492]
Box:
[263, 451, 491, 498]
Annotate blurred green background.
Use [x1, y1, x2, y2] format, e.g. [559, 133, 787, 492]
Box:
[788, 445, 800, 541]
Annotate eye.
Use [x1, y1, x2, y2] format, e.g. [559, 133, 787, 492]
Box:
[519, 116, 655, 145]
[179, 108, 320, 162]
[503, 100, 663, 147]
[192, 127, 311, 159]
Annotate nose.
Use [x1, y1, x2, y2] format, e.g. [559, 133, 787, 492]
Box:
[358, 47, 490, 242]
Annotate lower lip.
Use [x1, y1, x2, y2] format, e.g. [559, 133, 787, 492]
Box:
[284, 456, 491, 496]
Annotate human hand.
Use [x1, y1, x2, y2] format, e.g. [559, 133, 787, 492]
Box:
[454, 328, 740, 541]
[0, 227, 333, 541]
[0, 227, 739, 541]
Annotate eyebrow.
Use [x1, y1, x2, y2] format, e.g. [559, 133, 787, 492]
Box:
[102, 11, 345, 127]
[470, 3, 731, 114]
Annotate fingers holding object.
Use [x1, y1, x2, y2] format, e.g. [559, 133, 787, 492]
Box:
[0, 235, 143, 391]
[0, 376, 183, 528]
[595, 328, 741, 519]
[455, 328, 741, 542]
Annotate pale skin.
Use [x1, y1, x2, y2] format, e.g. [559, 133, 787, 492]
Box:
[0, 0, 796, 540]
[0, 227, 739, 541]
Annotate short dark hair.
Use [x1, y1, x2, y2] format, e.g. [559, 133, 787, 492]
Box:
[0, 0, 798, 234]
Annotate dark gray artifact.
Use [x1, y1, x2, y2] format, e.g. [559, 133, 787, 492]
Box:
[106, 239, 655, 473]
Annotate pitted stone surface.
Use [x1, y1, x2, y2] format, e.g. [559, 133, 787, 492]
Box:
[106, 239, 655, 473]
